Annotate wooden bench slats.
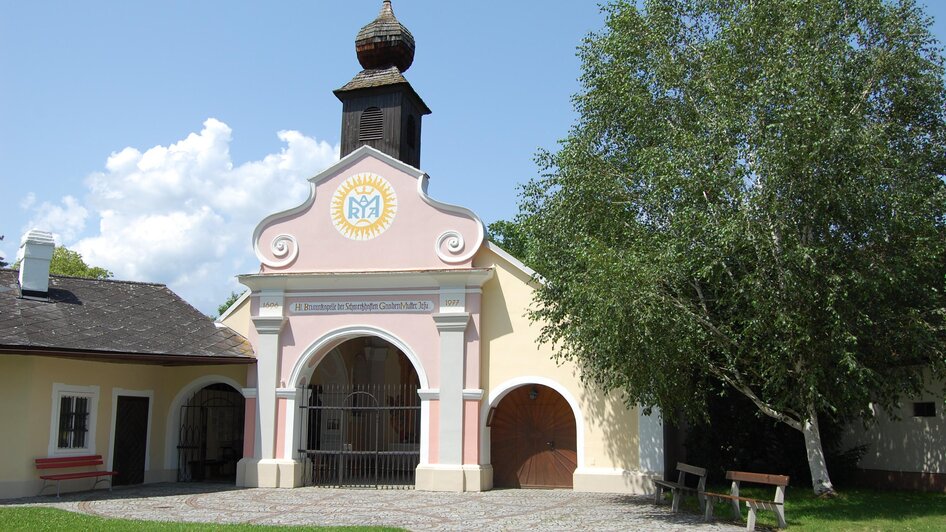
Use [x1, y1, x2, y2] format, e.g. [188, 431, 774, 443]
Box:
[704, 470, 789, 531]
[677, 463, 707, 476]
[40, 471, 119, 481]
[726, 470, 789, 486]
[36, 460, 105, 469]
[35, 454, 117, 497]
[653, 462, 707, 513]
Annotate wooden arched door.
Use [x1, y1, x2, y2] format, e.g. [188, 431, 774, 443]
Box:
[490, 384, 577, 488]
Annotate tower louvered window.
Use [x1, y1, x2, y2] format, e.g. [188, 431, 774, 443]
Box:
[359, 107, 384, 141]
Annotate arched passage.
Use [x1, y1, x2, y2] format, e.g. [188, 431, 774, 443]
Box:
[176, 383, 245, 482]
[294, 334, 423, 488]
[489, 383, 579, 488]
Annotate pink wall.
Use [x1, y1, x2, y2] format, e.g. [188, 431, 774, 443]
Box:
[256, 156, 483, 273]
[463, 400, 480, 464]
[278, 305, 442, 388]
[275, 398, 287, 459]
[428, 400, 440, 464]
[243, 397, 256, 458]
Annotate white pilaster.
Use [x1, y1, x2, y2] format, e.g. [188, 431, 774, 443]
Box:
[252, 311, 286, 461]
[432, 312, 469, 465]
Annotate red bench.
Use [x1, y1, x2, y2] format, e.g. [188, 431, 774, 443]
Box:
[35, 455, 118, 497]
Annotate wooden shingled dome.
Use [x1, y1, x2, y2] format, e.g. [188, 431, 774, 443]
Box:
[355, 0, 415, 72]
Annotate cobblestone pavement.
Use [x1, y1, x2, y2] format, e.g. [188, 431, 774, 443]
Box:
[5, 483, 743, 531]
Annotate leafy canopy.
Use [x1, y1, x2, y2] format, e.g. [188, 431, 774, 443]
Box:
[14, 246, 112, 280]
[520, 0, 946, 433]
[217, 291, 243, 318]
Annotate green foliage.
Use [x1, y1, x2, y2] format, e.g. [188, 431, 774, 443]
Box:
[218, 291, 243, 318]
[520, 0, 946, 488]
[487, 219, 533, 264]
[13, 246, 112, 279]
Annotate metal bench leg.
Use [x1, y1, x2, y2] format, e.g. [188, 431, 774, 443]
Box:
[56, 480, 61, 498]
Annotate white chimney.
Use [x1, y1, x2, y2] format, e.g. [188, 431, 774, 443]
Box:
[18, 229, 55, 297]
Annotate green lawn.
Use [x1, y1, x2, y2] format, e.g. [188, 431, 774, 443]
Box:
[671, 486, 946, 531]
[0, 507, 404, 532]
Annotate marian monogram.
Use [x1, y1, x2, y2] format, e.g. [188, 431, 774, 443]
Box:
[330, 173, 398, 240]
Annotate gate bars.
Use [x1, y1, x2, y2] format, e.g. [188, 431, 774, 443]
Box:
[298, 384, 420, 489]
[178, 385, 244, 482]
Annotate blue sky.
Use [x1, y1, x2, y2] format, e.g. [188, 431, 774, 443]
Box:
[2, 1, 945, 314]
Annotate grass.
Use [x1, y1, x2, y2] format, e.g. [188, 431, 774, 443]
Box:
[670, 485, 946, 531]
[0, 507, 405, 532]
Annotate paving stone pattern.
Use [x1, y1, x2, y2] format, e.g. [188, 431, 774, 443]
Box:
[7, 483, 743, 531]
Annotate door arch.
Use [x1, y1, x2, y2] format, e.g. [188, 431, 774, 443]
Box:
[297, 336, 421, 488]
[177, 383, 244, 482]
[490, 384, 578, 488]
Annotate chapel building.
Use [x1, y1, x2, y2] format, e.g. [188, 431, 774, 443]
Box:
[219, 0, 662, 492]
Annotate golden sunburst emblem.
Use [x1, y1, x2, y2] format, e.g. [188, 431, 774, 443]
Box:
[330, 173, 398, 240]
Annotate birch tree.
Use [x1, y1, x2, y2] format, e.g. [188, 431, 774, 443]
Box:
[521, 0, 946, 495]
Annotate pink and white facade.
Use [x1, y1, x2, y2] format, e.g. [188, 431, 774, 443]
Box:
[222, 145, 663, 493]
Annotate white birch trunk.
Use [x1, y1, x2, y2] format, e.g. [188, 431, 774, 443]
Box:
[802, 408, 836, 496]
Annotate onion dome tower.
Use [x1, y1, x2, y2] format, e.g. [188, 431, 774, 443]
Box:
[335, 0, 431, 168]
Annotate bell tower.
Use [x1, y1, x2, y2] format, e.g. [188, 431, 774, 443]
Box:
[335, 0, 431, 168]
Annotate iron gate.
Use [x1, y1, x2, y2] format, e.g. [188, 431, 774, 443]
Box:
[299, 384, 420, 488]
[178, 384, 244, 482]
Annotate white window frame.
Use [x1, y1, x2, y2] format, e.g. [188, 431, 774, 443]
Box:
[48, 383, 99, 457]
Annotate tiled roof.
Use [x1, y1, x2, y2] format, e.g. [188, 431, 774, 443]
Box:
[336, 66, 410, 92]
[0, 269, 254, 363]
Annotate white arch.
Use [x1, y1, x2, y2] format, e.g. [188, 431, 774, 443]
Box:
[481, 376, 586, 470]
[287, 324, 430, 389]
[163, 374, 246, 472]
[286, 325, 432, 464]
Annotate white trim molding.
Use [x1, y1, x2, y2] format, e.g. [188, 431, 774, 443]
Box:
[462, 389, 484, 401]
[417, 388, 440, 400]
[107, 388, 154, 473]
[482, 377, 586, 469]
[48, 383, 100, 457]
[242, 388, 258, 399]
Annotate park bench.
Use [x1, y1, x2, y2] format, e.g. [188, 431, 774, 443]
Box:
[35, 455, 117, 497]
[703, 470, 789, 530]
[653, 462, 707, 512]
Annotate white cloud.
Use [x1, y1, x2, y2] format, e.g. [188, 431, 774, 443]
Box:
[25, 195, 88, 244]
[24, 118, 339, 314]
[20, 192, 36, 210]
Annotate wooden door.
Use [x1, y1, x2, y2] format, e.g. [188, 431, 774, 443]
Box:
[113, 396, 149, 486]
[490, 384, 577, 488]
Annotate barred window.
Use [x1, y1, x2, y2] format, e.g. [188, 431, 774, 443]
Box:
[49, 384, 98, 455]
[58, 395, 90, 449]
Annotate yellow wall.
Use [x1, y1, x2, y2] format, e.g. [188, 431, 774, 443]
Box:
[220, 293, 252, 339]
[474, 246, 641, 473]
[0, 355, 248, 499]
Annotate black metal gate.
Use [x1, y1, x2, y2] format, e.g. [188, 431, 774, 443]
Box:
[178, 384, 244, 482]
[299, 384, 420, 488]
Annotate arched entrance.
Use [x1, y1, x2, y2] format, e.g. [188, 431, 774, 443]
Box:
[177, 383, 245, 482]
[298, 336, 420, 488]
[490, 384, 578, 488]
